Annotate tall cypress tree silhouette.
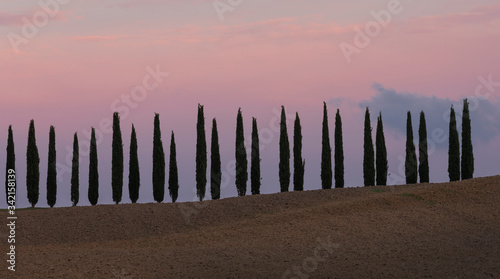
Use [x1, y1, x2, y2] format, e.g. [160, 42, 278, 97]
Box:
[363, 108, 375, 186]
[26, 120, 40, 208]
[46, 126, 57, 208]
[152, 113, 165, 203]
[211, 118, 222, 200]
[405, 111, 418, 184]
[251, 117, 261, 195]
[279, 106, 290, 192]
[418, 111, 429, 183]
[321, 102, 332, 189]
[112, 112, 123, 204]
[169, 131, 179, 203]
[293, 113, 304, 191]
[88, 127, 99, 206]
[5, 125, 15, 205]
[128, 124, 140, 203]
[461, 99, 474, 180]
[334, 109, 344, 188]
[375, 113, 387, 186]
[196, 104, 207, 201]
[448, 106, 460, 182]
[235, 108, 247, 196]
[71, 133, 79, 206]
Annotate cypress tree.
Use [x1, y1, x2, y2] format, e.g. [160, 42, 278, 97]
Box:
[293, 112, 304, 191]
[6, 125, 15, 205]
[279, 106, 290, 192]
[88, 127, 99, 206]
[112, 112, 123, 204]
[235, 108, 247, 196]
[128, 124, 140, 203]
[418, 111, 429, 183]
[26, 120, 40, 208]
[405, 111, 418, 184]
[448, 106, 461, 181]
[168, 131, 179, 203]
[71, 132, 79, 206]
[461, 99, 474, 180]
[363, 107, 375, 186]
[152, 113, 165, 203]
[211, 119, 222, 200]
[321, 102, 332, 189]
[196, 104, 207, 201]
[46, 126, 57, 208]
[251, 117, 261, 195]
[375, 113, 388, 186]
[334, 109, 344, 188]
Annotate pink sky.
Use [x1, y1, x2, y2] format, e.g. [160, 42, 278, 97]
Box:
[1, 0, 499, 208]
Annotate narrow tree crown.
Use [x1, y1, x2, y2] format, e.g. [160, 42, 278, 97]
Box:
[46, 126, 57, 208]
[251, 117, 261, 195]
[448, 106, 461, 182]
[363, 107, 375, 186]
[235, 108, 248, 196]
[321, 102, 332, 189]
[461, 99, 474, 180]
[418, 111, 429, 183]
[375, 113, 388, 186]
[293, 112, 304, 191]
[334, 109, 344, 188]
[279, 106, 290, 192]
[196, 104, 207, 201]
[211, 118, 222, 200]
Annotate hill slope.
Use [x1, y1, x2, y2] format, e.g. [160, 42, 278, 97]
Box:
[3, 176, 500, 278]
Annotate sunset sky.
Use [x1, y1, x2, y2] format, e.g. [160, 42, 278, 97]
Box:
[1, 0, 499, 208]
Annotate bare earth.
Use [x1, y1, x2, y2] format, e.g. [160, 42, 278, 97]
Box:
[3, 176, 500, 278]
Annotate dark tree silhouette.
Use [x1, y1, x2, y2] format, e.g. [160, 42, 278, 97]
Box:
[418, 111, 429, 183]
[235, 108, 247, 197]
[46, 126, 57, 208]
[211, 118, 222, 200]
[5, 125, 15, 205]
[375, 113, 388, 186]
[26, 120, 40, 208]
[152, 113, 165, 203]
[279, 106, 290, 192]
[112, 112, 123, 204]
[461, 99, 474, 180]
[448, 106, 461, 181]
[196, 104, 207, 201]
[293, 112, 304, 191]
[169, 131, 179, 203]
[363, 107, 375, 186]
[88, 127, 99, 206]
[321, 102, 332, 189]
[71, 133, 79, 206]
[405, 111, 418, 184]
[334, 109, 344, 188]
[128, 124, 140, 203]
[251, 117, 261, 195]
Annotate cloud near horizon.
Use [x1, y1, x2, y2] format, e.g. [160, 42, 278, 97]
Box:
[359, 83, 500, 146]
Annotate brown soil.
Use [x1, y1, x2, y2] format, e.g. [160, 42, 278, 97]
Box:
[3, 176, 500, 278]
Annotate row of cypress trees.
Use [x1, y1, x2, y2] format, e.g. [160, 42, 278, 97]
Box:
[6, 100, 474, 207]
[360, 98, 474, 186]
